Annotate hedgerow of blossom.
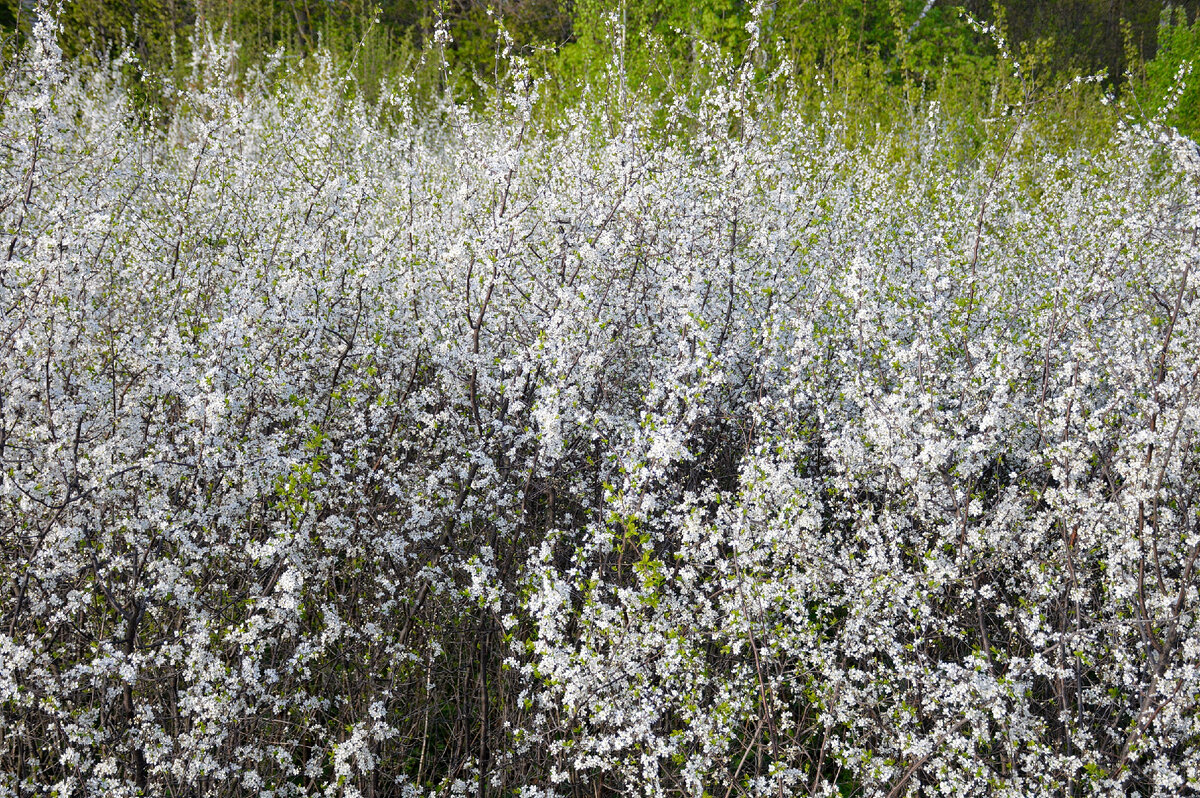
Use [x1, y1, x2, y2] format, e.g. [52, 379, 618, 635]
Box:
[2, 10, 1199, 798]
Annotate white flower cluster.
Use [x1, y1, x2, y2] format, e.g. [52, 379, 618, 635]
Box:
[2, 11, 1199, 798]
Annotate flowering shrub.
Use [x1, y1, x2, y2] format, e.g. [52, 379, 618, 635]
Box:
[2, 11, 1199, 798]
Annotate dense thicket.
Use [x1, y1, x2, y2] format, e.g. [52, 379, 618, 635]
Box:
[4, 4, 1200, 798]
[6, 0, 1181, 70]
